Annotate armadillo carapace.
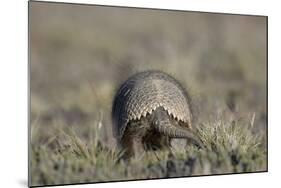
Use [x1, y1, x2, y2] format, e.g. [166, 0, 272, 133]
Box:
[112, 70, 202, 157]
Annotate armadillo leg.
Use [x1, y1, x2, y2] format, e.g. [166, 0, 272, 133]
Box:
[120, 132, 145, 159]
[132, 137, 145, 157]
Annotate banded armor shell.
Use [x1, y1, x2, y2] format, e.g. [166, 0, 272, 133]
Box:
[112, 70, 192, 141]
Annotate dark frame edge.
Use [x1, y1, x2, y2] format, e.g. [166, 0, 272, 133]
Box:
[265, 16, 269, 172]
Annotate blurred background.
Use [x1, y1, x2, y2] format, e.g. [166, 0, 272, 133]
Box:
[30, 2, 267, 149]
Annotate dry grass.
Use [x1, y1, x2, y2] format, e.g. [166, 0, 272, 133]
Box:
[30, 113, 266, 186]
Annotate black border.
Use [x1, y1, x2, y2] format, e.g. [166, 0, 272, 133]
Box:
[28, 1, 268, 187]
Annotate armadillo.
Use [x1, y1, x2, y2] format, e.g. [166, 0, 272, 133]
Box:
[112, 70, 203, 157]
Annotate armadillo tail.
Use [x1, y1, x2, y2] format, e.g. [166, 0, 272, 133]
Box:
[153, 120, 204, 149]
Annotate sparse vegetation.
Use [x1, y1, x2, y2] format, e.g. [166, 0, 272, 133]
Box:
[29, 2, 267, 187]
[30, 114, 266, 186]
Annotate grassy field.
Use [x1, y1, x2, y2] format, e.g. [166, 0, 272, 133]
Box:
[30, 115, 266, 186]
[29, 2, 267, 187]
